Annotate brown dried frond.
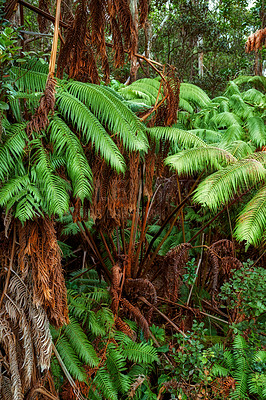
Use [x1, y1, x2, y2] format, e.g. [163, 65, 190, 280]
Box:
[26, 74, 56, 135]
[139, 0, 149, 27]
[129, 375, 146, 398]
[120, 297, 150, 339]
[210, 239, 234, 257]
[38, 0, 51, 33]
[128, 151, 140, 212]
[3, 0, 18, 20]
[144, 145, 156, 199]
[115, 316, 134, 338]
[0, 314, 23, 400]
[18, 217, 69, 327]
[245, 27, 266, 52]
[57, 0, 101, 83]
[110, 16, 125, 68]
[156, 243, 192, 301]
[89, 0, 110, 82]
[113, 0, 138, 58]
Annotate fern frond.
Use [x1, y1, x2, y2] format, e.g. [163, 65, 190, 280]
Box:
[106, 343, 131, 393]
[190, 129, 222, 143]
[165, 146, 236, 175]
[0, 123, 27, 180]
[229, 94, 252, 120]
[210, 112, 242, 129]
[63, 316, 99, 367]
[31, 139, 70, 216]
[122, 341, 159, 364]
[242, 88, 265, 104]
[224, 81, 241, 97]
[49, 116, 93, 201]
[94, 367, 118, 400]
[56, 91, 126, 172]
[212, 364, 229, 377]
[180, 83, 211, 109]
[10, 67, 48, 93]
[193, 159, 266, 211]
[221, 140, 255, 159]
[65, 81, 148, 152]
[148, 126, 206, 148]
[246, 116, 266, 148]
[221, 124, 245, 143]
[233, 75, 266, 91]
[55, 335, 87, 382]
[179, 98, 194, 113]
[234, 184, 266, 246]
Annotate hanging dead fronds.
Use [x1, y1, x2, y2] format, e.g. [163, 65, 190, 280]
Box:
[18, 217, 69, 327]
[245, 27, 266, 53]
[0, 224, 54, 399]
[38, 0, 51, 32]
[57, 0, 144, 83]
[207, 240, 243, 299]
[3, 0, 18, 20]
[151, 243, 192, 302]
[26, 74, 56, 134]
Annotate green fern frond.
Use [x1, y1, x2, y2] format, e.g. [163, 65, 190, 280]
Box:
[189, 129, 222, 143]
[65, 81, 148, 152]
[31, 139, 70, 216]
[179, 98, 194, 113]
[0, 175, 30, 207]
[212, 364, 229, 377]
[193, 159, 266, 211]
[221, 140, 255, 159]
[121, 340, 159, 364]
[49, 116, 93, 201]
[106, 343, 131, 393]
[119, 78, 162, 106]
[229, 94, 252, 120]
[148, 126, 206, 148]
[242, 88, 265, 104]
[210, 112, 242, 129]
[63, 316, 99, 367]
[180, 83, 211, 109]
[6, 185, 43, 221]
[234, 184, 266, 246]
[252, 351, 266, 363]
[0, 124, 27, 180]
[220, 124, 245, 143]
[233, 75, 266, 92]
[56, 91, 126, 172]
[246, 116, 266, 148]
[94, 367, 118, 400]
[10, 66, 48, 93]
[224, 81, 241, 97]
[56, 335, 87, 382]
[165, 146, 236, 175]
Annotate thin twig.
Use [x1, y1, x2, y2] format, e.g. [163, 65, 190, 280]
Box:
[139, 297, 191, 342]
[186, 233, 204, 306]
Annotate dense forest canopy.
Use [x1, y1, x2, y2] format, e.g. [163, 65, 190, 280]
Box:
[0, 0, 265, 399]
